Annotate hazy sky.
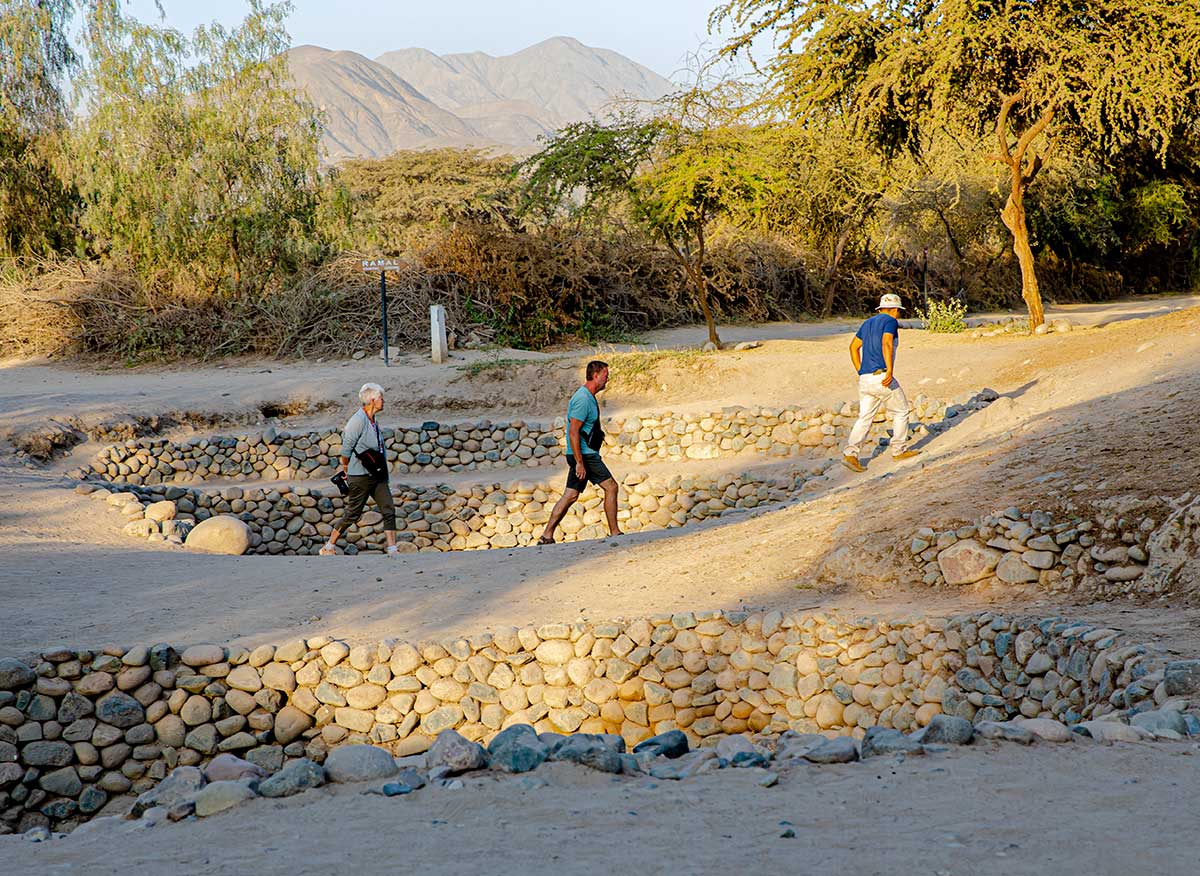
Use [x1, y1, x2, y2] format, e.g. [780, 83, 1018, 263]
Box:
[123, 0, 730, 80]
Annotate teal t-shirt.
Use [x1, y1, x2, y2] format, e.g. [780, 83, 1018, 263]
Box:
[565, 386, 601, 457]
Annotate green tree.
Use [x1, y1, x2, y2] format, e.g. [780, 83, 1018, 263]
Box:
[635, 125, 769, 347]
[1125, 181, 1192, 254]
[882, 141, 1009, 302]
[518, 116, 768, 347]
[757, 121, 888, 315]
[515, 116, 662, 230]
[713, 0, 1200, 328]
[0, 0, 79, 257]
[72, 0, 326, 293]
[328, 148, 520, 255]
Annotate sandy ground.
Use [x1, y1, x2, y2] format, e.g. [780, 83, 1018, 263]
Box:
[3, 291, 1197, 440]
[638, 290, 1200, 347]
[5, 742, 1199, 875]
[3, 295, 1200, 872]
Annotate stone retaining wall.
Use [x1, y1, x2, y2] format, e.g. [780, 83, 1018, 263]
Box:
[14, 406, 334, 466]
[2, 608, 1188, 834]
[913, 506, 1157, 598]
[86, 466, 825, 555]
[82, 392, 994, 485]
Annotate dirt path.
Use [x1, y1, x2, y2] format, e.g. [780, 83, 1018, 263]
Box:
[635, 290, 1200, 346]
[5, 293, 1198, 443]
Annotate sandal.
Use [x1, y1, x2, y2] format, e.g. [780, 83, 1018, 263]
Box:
[536, 536, 554, 546]
[318, 544, 337, 556]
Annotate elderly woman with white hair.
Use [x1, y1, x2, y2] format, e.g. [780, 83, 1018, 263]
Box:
[319, 383, 400, 556]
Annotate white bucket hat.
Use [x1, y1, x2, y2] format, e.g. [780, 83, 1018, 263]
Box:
[877, 293, 905, 310]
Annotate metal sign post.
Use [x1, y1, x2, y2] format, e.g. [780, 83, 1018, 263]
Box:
[380, 270, 389, 366]
[360, 258, 401, 366]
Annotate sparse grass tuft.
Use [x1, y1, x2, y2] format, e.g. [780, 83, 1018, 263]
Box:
[604, 347, 719, 392]
[456, 355, 540, 378]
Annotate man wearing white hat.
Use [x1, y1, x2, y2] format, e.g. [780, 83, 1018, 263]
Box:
[841, 293, 921, 472]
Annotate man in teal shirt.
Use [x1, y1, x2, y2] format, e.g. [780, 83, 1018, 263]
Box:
[538, 360, 621, 544]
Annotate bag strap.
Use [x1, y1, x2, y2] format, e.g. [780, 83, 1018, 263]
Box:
[584, 391, 602, 443]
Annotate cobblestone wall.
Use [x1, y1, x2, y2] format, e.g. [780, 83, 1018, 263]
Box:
[2, 608, 1185, 833]
[86, 465, 824, 555]
[82, 392, 992, 485]
[913, 506, 1159, 598]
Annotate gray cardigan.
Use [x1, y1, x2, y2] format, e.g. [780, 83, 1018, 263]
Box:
[340, 408, 385, 477]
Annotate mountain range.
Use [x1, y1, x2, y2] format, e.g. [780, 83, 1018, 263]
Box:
[287, 37, 676, 161]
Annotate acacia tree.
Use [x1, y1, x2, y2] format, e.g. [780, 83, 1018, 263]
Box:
[756, 121, 889, 315]
[515, 116, 663, 230]
[634, 125, 768, 347]
[328, 148, 521, 255]
[712, 0, 1200, 328]
[517, 114, 767, 348]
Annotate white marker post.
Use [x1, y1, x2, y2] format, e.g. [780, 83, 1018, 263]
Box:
[430, 304, 448, 364]
[360, 258, 401, 366]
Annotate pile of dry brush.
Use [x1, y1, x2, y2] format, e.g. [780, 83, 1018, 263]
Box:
[0, 221, 1024, 363]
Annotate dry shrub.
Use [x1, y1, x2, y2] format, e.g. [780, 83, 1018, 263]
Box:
[702, 231, 817, 321]
[1036, 253, 1125, 303]
[419, 221, 679, 347]
[0, 258, 286, 361]
[0, 259, 152, 359]
[5, 224, 952, 363]
[253, 255, 503, 357]
[421, 221, 817, 347]
[0, 255, 496, 361]
[0, 227, 824, 362]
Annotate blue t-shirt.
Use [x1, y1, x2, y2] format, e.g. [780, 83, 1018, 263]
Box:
[856, 313, 900, 374]
[565, 386, 601, 457]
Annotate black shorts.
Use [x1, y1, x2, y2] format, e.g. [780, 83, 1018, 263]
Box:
[565, 454, 613, 493]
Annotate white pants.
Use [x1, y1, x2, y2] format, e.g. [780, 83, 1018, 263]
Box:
[844, 372, 910, 458]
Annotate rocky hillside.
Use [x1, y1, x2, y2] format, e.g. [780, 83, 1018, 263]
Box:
[288, 37, 675, 160]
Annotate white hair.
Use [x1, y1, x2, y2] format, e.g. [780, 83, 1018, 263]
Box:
[358, 383, 384, 406]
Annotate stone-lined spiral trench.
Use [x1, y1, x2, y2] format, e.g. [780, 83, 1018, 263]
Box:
[8, 390, 1199, 835]
[80, 392, 995, 555]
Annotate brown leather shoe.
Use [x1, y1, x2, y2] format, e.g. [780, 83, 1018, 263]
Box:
[841, 455, 865, 473]
[892, 449, 922, 461]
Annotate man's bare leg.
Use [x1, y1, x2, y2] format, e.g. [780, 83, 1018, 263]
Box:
[600, 478, 622, 536]
[539, 489, 580, 544]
